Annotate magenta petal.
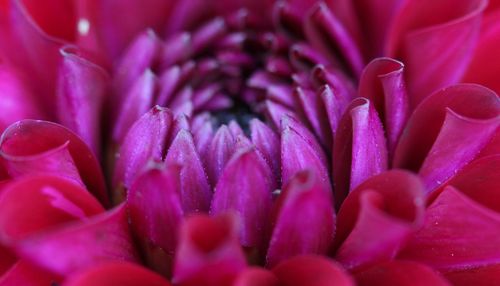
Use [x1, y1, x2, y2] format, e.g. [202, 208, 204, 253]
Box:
[113, 69, 156, 143]
[156, 65, 181, 106]
[165, 129, 212, 213]
[210, 146, 275, 251]
[393, 84, 500, 192]
[191, 118, 213, 167]
[113, 106, 172, 190]
[64, 261, 171, 286]
[266, 171, 335, 268]
[445, 264, 500, 286]
[234, 267, 279, 286]
[386, 0, 487, 106]
[280, 116, 330, 191]
[173, 214, 247, 286]
[333, 98, 388, 208]
[334, 171, 425, 270]
[112, 30, 160, 97]
[206, 126, 236, 186]
[0, 260, 60, 286]
[0, 66, 44, 132]
[127, 163, 183, 253]
[355, 261, 450, 286]
[78, 0, 172, 62]
[295, 87, 332, 149]
[272, 255, 355, 286]
[0, 175, 104, 242]
[304, 2, 364, 76]
[399, 185, 500, 270]
[0, 120, 108, 205]
[250, 119, 281, 182]
[57, 46, 109, 157]
[15, 204, 138, 276]
[0, 0, 67, 117]
[358, 58, 409, 157]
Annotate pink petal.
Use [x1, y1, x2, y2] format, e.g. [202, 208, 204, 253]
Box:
[399, 156, 500, 270]
[272, 255, 355, 286]
[332, 98, 388, 208]
[0, 0, 70, 117]
[156, 65, 182, 106]
[250, 119, 281, 182]
[267, 171, 335, 268]
[0, 65, 45, 132]
[210, 146, 275, 252]
[57, 46, 109, 157]
[355, 261, 450, 286]
[113, 106, 172, 190]
[280, 116, 330, 191]
[386, 0, 487, 106]
[113, 69, 156, 143]
[173, 214, 247, 286]
[0, 260, 60, 286]
[0, 175, 103, 242]
[393, 84, 500, 192]
[234, 267, 279, 286]
[64, 261, 171, 286]
[0, 120, 108, 205]
[15, 204, 138, 276]
[333, 171, 425, 270]
[206, 126, 236, 186]
[165, 129, 212, 213]
[295, 87, 332, 149]
[358, 58, 409, 157]
[445, 264, 500, 286]
[127, 163, 183, 253]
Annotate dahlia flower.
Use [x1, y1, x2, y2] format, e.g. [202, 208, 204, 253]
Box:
[0, 0, 499, 285]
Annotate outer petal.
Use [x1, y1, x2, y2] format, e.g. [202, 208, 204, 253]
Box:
[0, 120, 108, 205]
[0, 66, 44, 132]
[210, 146, 275, 252]
[234, 267, 279, 286]
[127, 163, 183, 253]
[63, 261, 171, 286]
[15, 204, 138, 276]
[358, 58, 409, 157]
[445, 264, 500, 286]
[272, 255, 355, 286]
[165, 129, 212, 213]
[0, 175, 103, 243]
[386, 0, 487, 106]
[0, 260, 60, 286]
[173, 214, 247, 286]
[113, 106, 172, 190]
[57, 46, 108, 156]
[355, 261, 450, 286]
[393, 84, 500, 192]
[267, 171, 335, 268]
[333, 98, 388, 209]
[0, 0, 72, 116]
[334, 171, 425, 270]
[399, 156, 500, 270]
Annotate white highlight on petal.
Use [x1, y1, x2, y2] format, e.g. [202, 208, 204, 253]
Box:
[78, 18, 90, 36]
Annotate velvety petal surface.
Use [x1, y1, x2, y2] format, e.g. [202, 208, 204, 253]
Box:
[0, 260, 60, 286]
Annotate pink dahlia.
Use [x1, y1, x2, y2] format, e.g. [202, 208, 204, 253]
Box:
[0, 0, 499, 285]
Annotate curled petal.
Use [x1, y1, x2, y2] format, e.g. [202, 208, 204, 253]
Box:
[0, 175, 103, 243]
[295, 87, 332, 149]
[210, 146, 275, 251]
[0, 120, 108, 205]
[272, 255, 354, 286]
[173, 214, 247, 286]
[127, 163, 183, 253]
[113, 106, 172, 190]
[57, 46, 108, 156]
[386, 0, 487, 106]
[165, 129, 212, 213]
[63, 261, 171, 286]
[355, 261, 450, 286]
[206, 126, 236, 186]
[267, 171, 335, 268]
[333, 98, 388, 208]
[15, 204, 138, 276]
[358, 58, 409, 157]
[399, 156, 500, 270]
[393, 84, 500, 192]
[334, 171, 425, 270]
